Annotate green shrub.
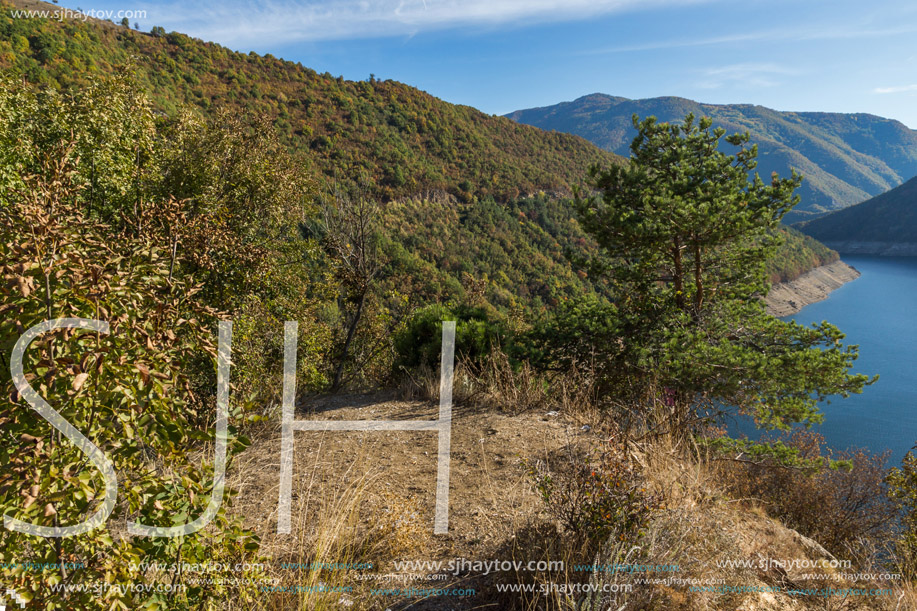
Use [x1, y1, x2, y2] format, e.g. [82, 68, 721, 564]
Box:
[393, 304, 507, 371]
[0, 133, 260, 611]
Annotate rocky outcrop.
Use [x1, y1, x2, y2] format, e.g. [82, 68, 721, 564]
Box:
[765, 260, 860, 317]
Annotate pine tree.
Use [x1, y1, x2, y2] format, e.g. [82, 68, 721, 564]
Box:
[573, 114, 875, 431]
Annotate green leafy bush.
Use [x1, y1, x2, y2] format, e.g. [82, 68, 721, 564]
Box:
[393, 304, 507, 371]
[0, 67, 328, 611]
[0, 127, 259, 611]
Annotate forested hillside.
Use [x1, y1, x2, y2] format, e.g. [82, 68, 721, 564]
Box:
[0, 0, 837, 311]
[508, 93, 917, 219]
[0, 1, 615, 203]
[798, 175, 917, 253]
[766, 225, 839, 282]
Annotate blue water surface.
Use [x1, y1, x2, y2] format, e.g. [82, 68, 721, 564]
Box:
[730, 256, 917, 462]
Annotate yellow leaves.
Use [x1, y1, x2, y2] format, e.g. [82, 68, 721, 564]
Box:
[109, 598, 130, 611]
[43, 503, 57, 517]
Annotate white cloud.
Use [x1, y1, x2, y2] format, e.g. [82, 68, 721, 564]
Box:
[580, 23, 917, 57]
[580, 30, 779, 55]
[874, 84, 917, 94]
[696, 63, 799, 90]
[140, 0, 715, 46]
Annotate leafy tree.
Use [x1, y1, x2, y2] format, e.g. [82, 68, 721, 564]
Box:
[153, 107, 315, 308]
[0, 77, 261, 610]
[571, 114, 874, 431]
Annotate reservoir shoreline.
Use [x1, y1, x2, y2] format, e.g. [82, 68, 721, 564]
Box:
[765, 260, 861, 317]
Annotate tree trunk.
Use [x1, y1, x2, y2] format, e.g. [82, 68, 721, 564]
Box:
[331, 291, 366, 392]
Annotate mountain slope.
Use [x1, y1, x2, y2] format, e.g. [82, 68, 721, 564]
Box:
[0, 1, 617, 204]
[0, 1, 842, 298]
[507, 93, 917, 220]
[0, 0, 628, 312]
[796, 175, 917, 254]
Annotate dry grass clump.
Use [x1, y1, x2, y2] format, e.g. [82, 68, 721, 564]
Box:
[580, 507, 755, 611]
[487, 521, 598, 611]
[495, 432, 662, 610]
[394, 352, 548, 414]
[571, 430, 750, 610]
[227, 421, 438, 611]
[396, 348, 603, 426]
[469, 350, 552, 415]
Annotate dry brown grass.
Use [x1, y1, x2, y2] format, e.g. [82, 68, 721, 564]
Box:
[222, 389, 588, 610]
[707, 431, 899, 567]
[396, 348, 604, 430]
[220, 368, 917, 611]
[226, 418, 443, 610]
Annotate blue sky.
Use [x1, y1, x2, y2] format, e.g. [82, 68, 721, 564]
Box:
[68, 0, 917, 127]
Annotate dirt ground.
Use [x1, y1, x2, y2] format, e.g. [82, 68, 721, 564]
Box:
[213, 392, 912, 611]
[227, 392, 596, 608]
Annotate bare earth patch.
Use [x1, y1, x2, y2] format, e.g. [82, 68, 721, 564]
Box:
[227, 393, 592, 608]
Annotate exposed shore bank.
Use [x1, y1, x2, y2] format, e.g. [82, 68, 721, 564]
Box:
[765, 260, 861, 317]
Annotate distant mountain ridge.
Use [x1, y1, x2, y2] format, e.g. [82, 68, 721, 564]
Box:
[507, 93, 917, 220]
[797, 175, 917, 255]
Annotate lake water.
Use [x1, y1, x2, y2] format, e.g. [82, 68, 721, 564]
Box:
[731, 255, 917, 462]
